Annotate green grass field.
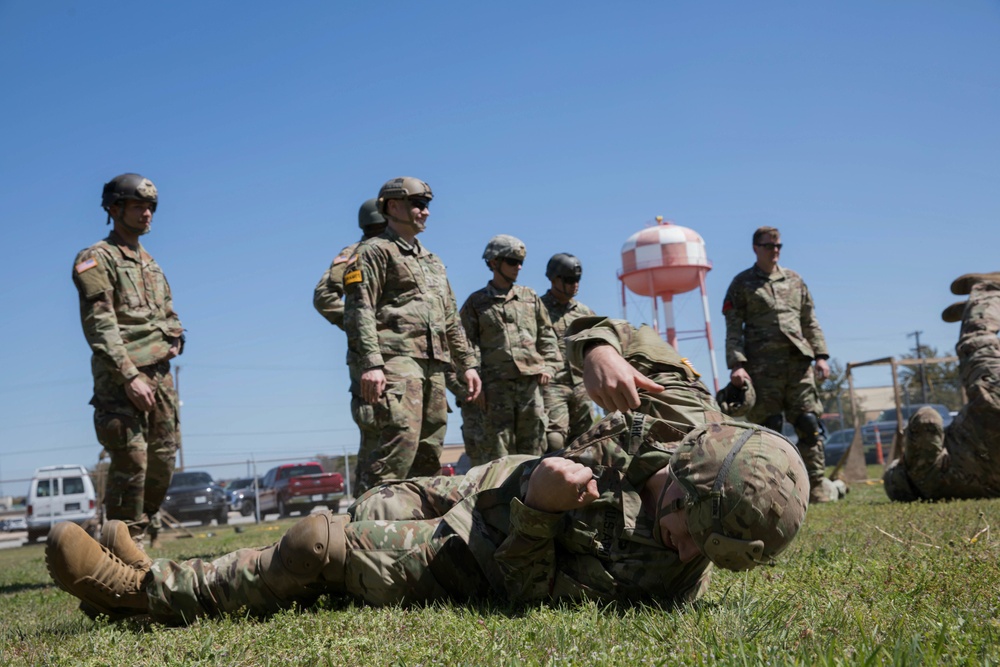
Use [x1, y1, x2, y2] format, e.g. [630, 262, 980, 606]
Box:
[3, 469, 999, 666]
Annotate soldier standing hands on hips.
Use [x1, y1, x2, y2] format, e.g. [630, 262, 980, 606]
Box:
[722, 226, 835, 503]
[71, 174, 185, 549]
[343, 178, 481, 493]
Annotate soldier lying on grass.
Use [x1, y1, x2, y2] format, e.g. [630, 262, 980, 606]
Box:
[46, 318, 809, 624]
[884, 274, 1000, 501]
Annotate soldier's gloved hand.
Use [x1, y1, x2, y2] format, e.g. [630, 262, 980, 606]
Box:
[814, 358, 830, 381]
[583, 343, 663, 412]
[124, 375, 155, 412]
[464, 368, 482, 402]
[730, 367, 751, 388]
[361, 367, 387, 404]
[524, 457, 599, 513]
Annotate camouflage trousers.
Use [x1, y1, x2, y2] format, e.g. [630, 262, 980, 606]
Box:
[458, 400, 490, 466]
[91, 360, 178, 538]
[145, 459, 528, 623]
[480, 376, 547, 460]
[893, 282, 1000, 499]
[354, 356, 448, 495]
[745, 351, 825, 480]
[541, 381, 596, 453]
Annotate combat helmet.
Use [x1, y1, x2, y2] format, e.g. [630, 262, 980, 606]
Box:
[664, 421, 809, 571]
[545, 253, 582, 281]
[377, 177, 433, 214]
[358, 198, 387, 231]
[882, 460, 921, 502]
[482, 234, 527, 262]
[101, 173, 158, 212]
[715, 380, 756, 419]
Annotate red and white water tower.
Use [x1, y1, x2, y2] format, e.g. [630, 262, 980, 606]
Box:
[618, 216, 720, 392]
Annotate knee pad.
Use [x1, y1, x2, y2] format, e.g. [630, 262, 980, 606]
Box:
[794, 413, 825, 443]
[762, 414, 784, 432]
[260, 512, 348, 592]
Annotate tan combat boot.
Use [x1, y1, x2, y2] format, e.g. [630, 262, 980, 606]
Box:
[46, 522, 150, 619]
[951, 273, 1000, 295]
[100, 520, 153, 569]
[942, 302, 966, 323]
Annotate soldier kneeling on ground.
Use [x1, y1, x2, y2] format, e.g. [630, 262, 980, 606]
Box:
[46, 319, 810, 623]
[884, 273, 1000, 501]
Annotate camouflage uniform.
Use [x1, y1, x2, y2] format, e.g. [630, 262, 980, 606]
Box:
[445, 369, 488, 465]
[72, 230, 183, 538]
[141, 318, 725, 622]
[723, 265, 829, 481]
[540, 291, 597, 451]
[344, 227, 476, 493]
[314, 240, 381, 493]
[884, 281, 1000, 500]
[460, 284, 561, 460]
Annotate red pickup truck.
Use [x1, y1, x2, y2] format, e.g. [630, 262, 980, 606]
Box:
[257, 462, 345, 518]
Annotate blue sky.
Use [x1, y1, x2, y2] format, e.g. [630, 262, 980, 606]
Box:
[1, 1, 997, 494]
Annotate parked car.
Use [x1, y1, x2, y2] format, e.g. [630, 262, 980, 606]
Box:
[0, 517, 27, 532]
[258, 462, 345, 518]
[161, 471, 229, 526]
[25, 464, 97, 543]
[227, 476, 261, 516]
[823, 428, 856, 466]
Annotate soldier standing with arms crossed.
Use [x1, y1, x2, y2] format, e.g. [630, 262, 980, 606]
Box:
[461, 235, 562, 462]
[71, 173, 184, 548]
[313, 199, 387, 493]
[722, 226, 834, 503]
[344, 177, 480, 493]
[540, 253, 597, 452]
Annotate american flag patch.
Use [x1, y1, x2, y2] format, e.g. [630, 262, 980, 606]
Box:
[332, 254, 349, 265]
[75, 258, 98, 273]
[346, 255, 358, 266]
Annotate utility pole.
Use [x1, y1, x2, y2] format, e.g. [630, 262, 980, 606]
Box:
[907, 331, 929, 404]
[174, 364, 185, 471]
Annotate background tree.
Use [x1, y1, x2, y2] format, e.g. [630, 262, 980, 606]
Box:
[818, 359, 861, 432]
[899, 344, 962, 410]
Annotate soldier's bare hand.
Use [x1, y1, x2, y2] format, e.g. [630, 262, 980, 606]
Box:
[361, 368, 387, 404]
[814, 358, 830, 381]
[524, 457, 599, 513]
[538, 372, 552, 386]
[583, 343, 663, 413]
[464, 369, 482, 402]
[124, 376, 155, 412]
[166, 339, 182, 360]
[730, 367, 751, 388]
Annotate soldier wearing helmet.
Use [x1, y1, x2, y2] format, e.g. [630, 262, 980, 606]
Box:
[71, 173, 185, 549]
[540, 253, 597, 452]
[459, 235, 562, 462]
[343, 178, 481, 493]
[46, 316, 810, 623]
[313, 199, 388, 493]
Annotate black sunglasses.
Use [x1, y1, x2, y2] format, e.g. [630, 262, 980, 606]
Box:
[559, 276, 580, 284]
[501, 257, 523, 267]
[754, 243, 783, 250]
[408, 198, 430, 210]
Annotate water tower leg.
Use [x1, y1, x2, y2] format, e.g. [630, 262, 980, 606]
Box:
[698, 271, 721, 393]
[662, 294, 678, 349]
[620, 280, 627, 321]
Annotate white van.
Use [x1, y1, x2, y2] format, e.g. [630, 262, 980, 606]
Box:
[25, 465, 97, 542]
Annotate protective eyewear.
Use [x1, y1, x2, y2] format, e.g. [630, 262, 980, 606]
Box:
[408, 198, 430, 210]
[502, 257, 523, 267]
[754, 243, 783, 250]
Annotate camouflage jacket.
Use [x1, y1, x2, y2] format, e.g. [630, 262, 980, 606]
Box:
[313, 239, 363, 330]
[72, 231, 184, 383]
[444, 317, 719, 604]
[344, 228, 475, 373]
[722, 264, 828, 368]
[541, 291, 596, 384]
[460, 283, 561, 381]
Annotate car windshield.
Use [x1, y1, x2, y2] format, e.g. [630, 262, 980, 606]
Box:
[170, 472, 213, 488]
[229, 478, 256, 490]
